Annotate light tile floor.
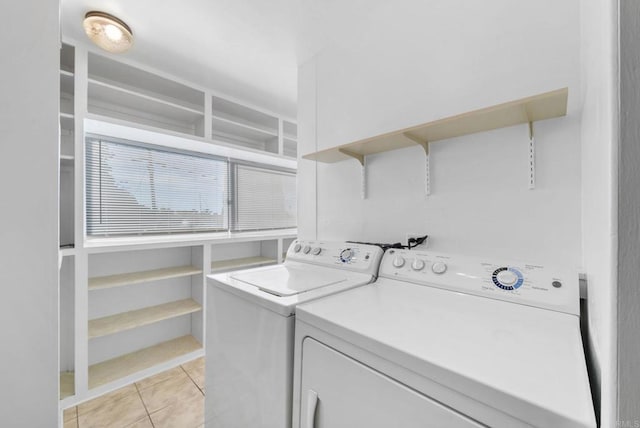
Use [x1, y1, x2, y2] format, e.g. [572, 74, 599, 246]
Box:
[64, 357, 205, 428]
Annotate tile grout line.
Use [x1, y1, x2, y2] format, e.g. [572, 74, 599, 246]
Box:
[134, 381, 156, 428]
[180, 364, 205, 396]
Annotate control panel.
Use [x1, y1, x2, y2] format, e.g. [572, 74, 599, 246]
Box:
[380, 249, 579, 315]
[286, 240, 384, 276]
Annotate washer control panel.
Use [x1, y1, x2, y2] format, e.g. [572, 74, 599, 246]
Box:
[287, 240, 384, 275]
[380, 249, 579, 315]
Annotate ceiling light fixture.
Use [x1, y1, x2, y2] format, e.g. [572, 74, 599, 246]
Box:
[83, 11, 133, 53]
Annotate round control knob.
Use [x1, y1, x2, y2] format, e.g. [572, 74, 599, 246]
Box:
[303, 245, 311, 254]
[411, 259, 425, 271]
[496, 270, 518, 285]
[312, 247, 322, 255]
[431, 262, 447, 274]
[340, 249, 353, 263]
[393, 256, 405, 268]
[293, 244, 302, 253]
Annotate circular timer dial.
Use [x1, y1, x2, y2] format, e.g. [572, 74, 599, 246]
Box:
[340, 249, 354, 263]
[303, 245, 311, 254]
[492, 267, 524, 290]
[293, 244, 302, 253]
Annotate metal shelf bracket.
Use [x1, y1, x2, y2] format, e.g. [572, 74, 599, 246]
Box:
[404, 132, 430, 196]
[338, 148, 367, 199]
[528, 122, 535, 190]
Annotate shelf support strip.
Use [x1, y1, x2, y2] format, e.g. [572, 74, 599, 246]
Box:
[528, 121, 535, 190]
[338, 148, 367, 199]
[403, 133, 430, 196]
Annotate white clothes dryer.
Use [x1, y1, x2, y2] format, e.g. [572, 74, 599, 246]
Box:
[205, 240, 383, 428]
[292, 249, 596, 428]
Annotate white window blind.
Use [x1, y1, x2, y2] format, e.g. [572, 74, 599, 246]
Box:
[86, 137, 228, 236]
[232, 163, 297, 231]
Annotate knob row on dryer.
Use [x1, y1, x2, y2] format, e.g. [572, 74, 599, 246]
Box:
[392, 256, 447, 274]
[293, 244, 322, 255]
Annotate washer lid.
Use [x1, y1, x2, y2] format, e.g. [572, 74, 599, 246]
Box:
[231, 265, 347, 296]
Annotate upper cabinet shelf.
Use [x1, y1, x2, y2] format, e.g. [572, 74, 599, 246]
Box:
[302, 88, 568, 163]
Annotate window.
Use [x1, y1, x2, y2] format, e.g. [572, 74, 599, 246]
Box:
[86, 137, 228, 236]
[85, 135, 297, 237]
[232, 163, 297, 231]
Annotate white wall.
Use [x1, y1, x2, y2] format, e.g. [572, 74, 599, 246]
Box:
[298, 0, 581, 267]
[580, 0, 618, 426]
[0, 1, 60, 426]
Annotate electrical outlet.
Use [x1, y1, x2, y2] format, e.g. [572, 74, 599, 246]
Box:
[406, 233, 428, 248]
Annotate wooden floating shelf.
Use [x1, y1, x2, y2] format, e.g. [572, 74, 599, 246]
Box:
[89, 265, 202, 290]
[303, 88, 568, 163]
[88, 299, 202, 339]
[60, 371, 74, 400]
[211, 256, 276, 273]
[88, 335, 202, 389]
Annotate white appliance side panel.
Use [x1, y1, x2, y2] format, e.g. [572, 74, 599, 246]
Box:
[205, 286, 294, 428]
[299, 338, 483, 428]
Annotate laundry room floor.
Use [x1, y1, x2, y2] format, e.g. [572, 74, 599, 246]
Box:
[63, 357, 205, 428]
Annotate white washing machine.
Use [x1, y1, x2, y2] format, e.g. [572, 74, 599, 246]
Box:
[292, 249, 596, 428]
[205, 240, 384, 428]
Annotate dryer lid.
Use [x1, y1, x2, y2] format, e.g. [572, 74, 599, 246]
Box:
[230, 265, 348, 296]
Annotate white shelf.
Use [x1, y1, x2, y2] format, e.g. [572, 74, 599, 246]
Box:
[89, 52, 204, 109]
[88, 78, 204, 126]
[88, 299, 202, 339]
[212, 96, 278, 131]
[60, 155, 74, 168]
[60, 70, 74, 97]
[59, 112, 74, 132]
[213, 115, 278, 139]
[211, 256, 276, 273]
[88, 335, 202, 389]
[88, 265, 202, 290]
[284, 138, 298, 158]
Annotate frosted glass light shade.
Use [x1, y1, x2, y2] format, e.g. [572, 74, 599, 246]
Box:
[83, 11, 133, 53]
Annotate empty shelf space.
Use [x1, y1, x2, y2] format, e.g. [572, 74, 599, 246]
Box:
[89, 265, 202, 290]
[88, 299, 202, 339]
[88, 79, 204, 124]
[60, 71, 74, 96]
[60, 371, 74, 400]
[88, 335, 202, 389]
[89, 52, 204, 109]
[211, 256, 276, 273]
[212, 96, 278, 131]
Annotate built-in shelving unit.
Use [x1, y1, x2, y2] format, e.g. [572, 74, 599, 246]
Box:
[89, 299, 202, 339]
[211, 240, 280, 274]
[211, 256, 276, 273]
[212, 96, 280, 153]
[283, 121, 298, 158]
[59, 43, 75, 248]
[57, 41, 297, 411]
[87, 52, 206, 137]
[60, 372, 74, 400]
[88, 265, 202, 290]
[88, 335, 202, 389]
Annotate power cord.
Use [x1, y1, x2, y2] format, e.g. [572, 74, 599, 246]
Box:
[348, 234, 428, 251]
